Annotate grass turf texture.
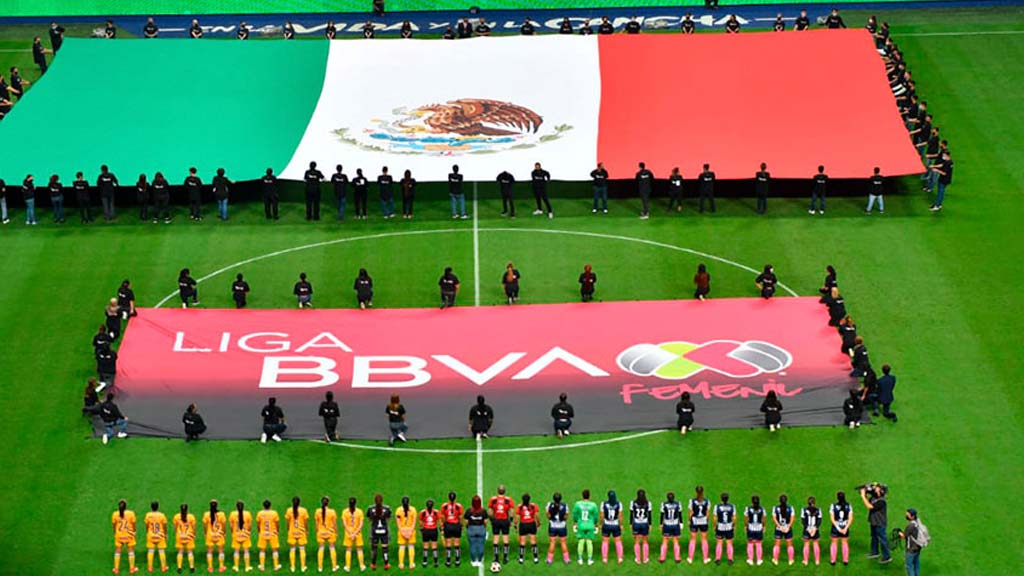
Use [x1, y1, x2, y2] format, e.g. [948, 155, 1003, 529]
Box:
[1, 7, 1023, 575]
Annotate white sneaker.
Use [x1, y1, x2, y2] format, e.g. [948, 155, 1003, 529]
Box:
[808, 209, 815, 215]
[117, 431, 128, 439]
[532, 209, 543, 215]
[639, 214, 649, 220]
[95, 381, 108, 394]
[260, 433, 268, 444]
[272, 434, 282, 442]
[102, 434, 109, 445]
[460, 214, 468, 219]
[397, 433, 406, 442]
[587, 559, 594, 565]
[747, 559, 754, 566]
[577, 559, 583, 565]
[602, 209, 608, 214]
[547, 213, 553, 219]
[592, 209, 597, 213]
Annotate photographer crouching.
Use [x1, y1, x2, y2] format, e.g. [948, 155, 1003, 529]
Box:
[859, 483, 891, 564]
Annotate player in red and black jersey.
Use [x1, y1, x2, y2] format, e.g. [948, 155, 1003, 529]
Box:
[488, 486, 515, 564]
[441, 493, 463, 567]
[419, 499, 440, 567]
[516, 494, 540, 564]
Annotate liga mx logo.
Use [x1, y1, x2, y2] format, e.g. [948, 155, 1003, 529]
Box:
[617, 340, 792, 380]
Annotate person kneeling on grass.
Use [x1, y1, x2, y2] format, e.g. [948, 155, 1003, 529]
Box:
[178, 268, 199, 308]
[469, 395, 494, 439]
[100, 392, 128, 444]
[354, 268, 373, 309]
[96, 344, 118, 392]
[676, 392, 695, 434]
[260, 397, 286, 443]
[439, 267, 460, 309]
[760, 391, 783, 432]
[294, 272, 313, 309]
[82, 378, 102, 415]
[183, 403, 207, 441]
[579, 264, 597, 302]
[842, 389, 864, 428]
[551, 393, 574, 438]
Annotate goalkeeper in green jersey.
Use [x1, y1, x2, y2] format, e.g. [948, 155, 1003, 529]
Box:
[572, 490, 600, 565]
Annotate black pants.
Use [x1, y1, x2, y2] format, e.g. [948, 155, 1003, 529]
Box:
[640, 189, 650, 215]
[324, 416, 338, 440]
[305, 190, 320, 220]
[185, 423, 207, 440]
[699, 189, 716, 213]
[756, 193, 767, 213]
[441, 291, 456, 308]
[263, 423, 287, 436]
[189, 194, 201, 219]
[77, 194, 91, 221]
[154, 195, 170, 220]
[263, 194, 278, 219]
[501, 192, 515, 216]
[402, 195, 414, 216]
[138, 199, 149, 220]
[234, 293, 246, 309]
[36, 58, 47, 74]
[354, 190, 368, 217]
[581, 288, 594, 302]
[667, 189, 682, 211]
[533, 190, 552, 214]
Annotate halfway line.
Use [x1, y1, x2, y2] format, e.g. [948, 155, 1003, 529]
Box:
[476, 436, 484, 576]
[473, 183, 481, 307]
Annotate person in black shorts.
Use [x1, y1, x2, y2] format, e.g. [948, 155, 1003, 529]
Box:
[439, 267, 460, 309]
[367, 495, 391, 569]
[354, 268, 373, 309]
[744, 495, 766, 566]
[686, 487, 710, 564]
[516, 494, 540, 564]
[599, 491, 623, 563]
[441, 492, 463, 567]
[755, 265, 777, 299]
[771, 495, 795, 565]
[546, 493, 569, 564]
[676, 392, 695, 435]
[231, 273, 250, 309]
[713, 493, 736, 565]
[829, 492, 853, 566]
[801, 496, 823, 565]
[419, 499, 440, 567]
[579, 264, 596, 302]
[630, 490, 651, 563]
[502, 262, 520, 305]
[488, 485, 514, 564]
[178, 268, 198, 308]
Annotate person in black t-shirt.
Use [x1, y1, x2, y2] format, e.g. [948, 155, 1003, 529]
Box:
[237, 22, 250, 40]
[133, 174, 149, 222]
[319, 391, 341, 442]
[501, 262, 521, 305]
[725, 15, 740, 34]
[32, 37, 51, 74]
[189, 19, 203, 39]
[558, 18, 573, 35]
[183, 403, 206, 441]
[624, 17, 641, 34]
[104, 20, 117, 39]
[99, 392, 127, 443]
[0, 177, 7, 224]
[212, 167, 231, 221]
[636, 162, 654, 219]
[759, 391, 782, 432]
[260, 397, 286, 443]
[49, 22, 65, 51]
[824, 9, 847, 29]
[326, 20, 338, 39]
[590, 162, 609, 213]
[520, 19, 535, 35]
[497, 170, 516, 218]
[754, 163, 770, 214]
[469, 395, 494, 439]
[866, 167, 884, 214]
[773, 14, 785, 32]
[150, 172, 170, 223]
[97, 348, 119, 392]
[9, 66, 28, 101]
[354, 268, 374, 309]
[930, 151, 953, 211]
[261, 168, 278, 220]
[97, 164, 119, 221]
[143, 17, 159, 38]
[530, 163, 553, 218]
[360, 19, 374, 37]
[73, 171, 91, 223]
[810, 165, 828, 215]
[304, 161, 324, 220]
[386, 394, 407, 445]
[667, 167, 683, 212]
[579, 264, 596, 302]
[178, 268, 199, 308]
[794, 10, 810, 31]
[448, 165, 467, 219]
[353, 168, 369, 219]
[598, 16, 614, 34]
[294, 272, 313, 309]
[676, 392, 695, 434]
[551, 393, 574, 437]
[400, 20, 413, 39]
[184, 167, 203, 221]
[439, 267, 460, 309]
[22, 174, 37, 225]
[681, 14, 695, 34]
[327, 164, 348, 220]
[457, 18, 473, 39]
[755, 265, 777, 299]
[475, 18, 491, 37]
[378, 166, 395, 219]
[49, 174, 65, 223]
[442, 25, 455, 40]
[117, 279, 136, 319]
[232, 273, 250, 309]
[579, 19, 594, 35]
[401, 169, 416, 219]
[698, 164, 715, 213]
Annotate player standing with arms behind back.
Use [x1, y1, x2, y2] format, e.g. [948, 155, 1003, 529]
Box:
[488, 485, 514, 564]
[419, 499, 440, 567]
[441, 492, 463, 567]
[801, 496, 823, 565]
[367, 495, 392, 570]
[546, 493, 570, 564]
[829, 492, 853, 566]
[713, 493, 736, 565]
[660, 492, 683, 563]
[202, 500, 227, 573]
[572, 490, 599, 565]
[285, 497, 309, 573]
[516, 493, 540, 564]
[599, 491, 623, 564]
[395, 497, 417, 570]
[744, 495, 765, 566]
[342, 497, 366, 572]
[229, 501, 253, 572]
[174, 504, 198, 573]
[144, 501, 168, 573]
[315, 496, 339, 572]
[111, 500, 137, 574]
[687, 486, 710, 564]
[255, 500, 282, 571]
[630, 489, 652, 564]
[772, 494, 795, 565]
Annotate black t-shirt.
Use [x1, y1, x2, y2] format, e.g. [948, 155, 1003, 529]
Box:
[682, 19, 695, 34]
[232, 280, 250, 298]
[100, 399, 123, 422]
[143, 22, 158, 37]
[551, 402, 574, 421]
[178, 275, 196, 294]
[98, 172, 118, 195]
[520, 22, 535, 35]
[22, 179, 34, 199]
[773, 19, 785, 31]
[304, 169, 324, 191]
[599, 22, 614, 34]
[497, 172, 515, 192]
[378, 174, 394, 199]
[591, 168, 609, 183]
[331, 172, 349, 197]
[50, 182, 63, 197]
[212, 175, 230, 199]
[326, 24, 337, 38]
[353, 175, 368, 193]
[238, 27, 250, 40]
[184, 175, 202, 197]
[699, 170, 715, 192]
[443, 28, 455, 39]
[676, 401, 695, 418]
[869, 174, 884, 195]
[669, 174, 683, 192]
[190, 24, 203, 38]
[625, 21, 641, 34]
[464, 508, 488, 526]
[152, 180, 169, 197]
[475, 23, 491, 35]
[939, 159, 953, 184]
[756, 272, 777, 288]
[294, 281, 312, 297]
[319, 400, 340, 419]
[400, 24, 412, 38]
[386, 404, 405, 422]
[93, 331, 112, 350]
[795, 16, 810, 30]
[73, 179, 89, 197]
[725, 20, 740, 33]
[868, 496, 886, 527]
[261, 404, 284, 425]
[33, 41, 46, 62]
[261, 174, 277, 196]
[755, 170, 770, 193]
[501, 269, 520, 288]
[926, 134, 940, 155]
[448, 172, 464, 195]
[636, 169, 653, 192]
[579, 24, 593, 35]
[49, 25, 65, 48]
[531, 169, 550, 190]
[96, 348, 118, 372]
[105, 24, 117, 38]
[813, 173, 828, 194]
[354, 276, 373, 298]
[825, 14, 846, 29]
[559, 21, 573, 34]
[469, 404, 494, 428]
[117, 287, 135, 306]
[439, 274, 459, 294]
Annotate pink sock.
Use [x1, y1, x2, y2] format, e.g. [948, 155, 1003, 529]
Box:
[813, 543, 820, 564]
[633, 543, 640, 562]
[701, 540, 708, 561]
[803, 542, 810, 563]
[642, 542, 649, 563]
[756, 542, 763, 562]
[726, 542, 734, 561]
[841, 541, 849, 563]
[546, 551, 553, 563]
[715, 541, 722, 561]
[601, 541, 608, 562]
[615, 541, 623, 561]
[787, 545, 794, 563]
[562, 550, 570, 563]
[659, 542, 667, 562]
[687, 539, 695, 561]
[673, 542, 680, 562]
[746, 544, 753, 561]
[772, 544, 780, 562]
[829, 542, 837, 563]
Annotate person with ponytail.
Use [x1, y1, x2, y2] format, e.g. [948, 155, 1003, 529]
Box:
[629, 489, 652, 564]
[285, 496, 309, 572]
[229, 500, 253, 572]
[315, 496, 339, 572]
[676, 392, 695, 435]
[255, 500, 282, 571]
[516, 493, 540, 564]
[771, 493, 795, 565]
[341, 497, 366, 572]
[829, 491, 853, 566]
[173, 503, 197, 573]
[395, 496, 417, 570]
[801, 496, 823, 565]
[760, 390, 783, 432]
[367, 494, 392, 569]
[744, 495, 766, 566]
[111, 499, 137, 574]
[578, 264, 597, 302]
[501, 262, 521, 305]
[202, 500, 227, 573]
[354, 268, 374, 310]
[464, 495, 489, 568]
[143, 501, 168, 573]
[441, 492, 464, 567]
[686, 486, 710, 564]
[713, 493, 736, 565]
[660, 491, 683, 563]
[419, 498, 440, 567]
[599, 490, 623, 564]
[545, 492, 570, 564]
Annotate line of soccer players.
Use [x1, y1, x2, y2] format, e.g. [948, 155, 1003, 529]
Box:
[111, 486, 859, 574]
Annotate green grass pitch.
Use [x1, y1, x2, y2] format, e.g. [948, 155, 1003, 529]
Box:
[1, 6, 1023, 575]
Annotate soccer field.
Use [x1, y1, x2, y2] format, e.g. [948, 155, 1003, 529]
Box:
[1, 7, 1023, 576]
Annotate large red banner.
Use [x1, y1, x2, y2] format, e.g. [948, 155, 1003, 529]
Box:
[114, 298, 856, 439]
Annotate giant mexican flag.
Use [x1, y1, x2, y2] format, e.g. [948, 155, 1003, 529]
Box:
[0, 31, 922, 182]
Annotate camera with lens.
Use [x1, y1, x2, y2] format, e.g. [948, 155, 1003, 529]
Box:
[855, 482, 888, 496]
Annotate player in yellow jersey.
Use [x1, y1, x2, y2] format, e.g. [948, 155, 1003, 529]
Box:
[229, 501, 253, 572]
[112, 500, 138, 574]
[395, 497, 418, 570]
[315, 496, 340, 572]
[255, 500, 282, 571]
[285, 496, 310, 572]
[342, 497, 367, 572]
[174, 504, 198, 574]
[203, 500, 228, 573]
[145, 501, 169, 573]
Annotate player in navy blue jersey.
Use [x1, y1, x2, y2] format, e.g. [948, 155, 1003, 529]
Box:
[545, 493, 569, 564]
[629, 490, 651, 564]
[744, 495, 765, 566]
[686, 487, 710, 564]
[801, 496, 823, 565]
[713, 493, 736, 565]
[829, 492, 853, 566]
[599, 491, 623, 564]
[658, 493, 682, 563]
[771, 494, 795, 565]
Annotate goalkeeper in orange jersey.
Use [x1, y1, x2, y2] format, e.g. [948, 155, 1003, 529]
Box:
[255, 500, 282, 571]
[229, 501, 253, 572]
[173, 504, 197, 573]
[112, 499, 138, 574]
[286, 496, 310, 572]
[144, 501, 169, 573]
[396, 496, 418, 570]
[342, 497, 367, 572]
[203, 500, 227, 573]
[315, 496, 340, 572]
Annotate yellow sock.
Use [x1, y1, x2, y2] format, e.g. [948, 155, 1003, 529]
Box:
[290, 548, 296, 570]
[148, 550, 155, 571]
[128, 552, 136, 571]
[177, 552, 184, 570]
[300, 548, 307, 569]
[219, 552, 225, 570]
[357, 550, 365, 568]
[318, 547, 325, 570]
[244, 551, 251, 570]
[259, 550, 265, 569]
[273, 550, 280, 567]
[234, 551, 240, 569]
[160, 550, 167, 570]
[399, 547, 405, 567]
[114, 552, 121, 572]
[330, 548, 338, 569]
[345, 550, 352, 569]
[188, 552, 195, 569]
[207, 552, 214, 569]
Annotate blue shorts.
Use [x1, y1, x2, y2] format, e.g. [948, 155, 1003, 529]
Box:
[689, 522, 708, 533]
[663, 524, 681, 537]
[830, 526, 849, 539]
[802, 529, 820, 541]
[601, 525, 621, 538]
[746, 530, 763, 542]
[548, 526, 567, 538]
[774, 529, 794, 540]
[715, 529, 734, 540]
[631, 523, 649, 536]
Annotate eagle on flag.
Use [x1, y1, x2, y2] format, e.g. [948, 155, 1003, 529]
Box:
[411, 98, 543, 137]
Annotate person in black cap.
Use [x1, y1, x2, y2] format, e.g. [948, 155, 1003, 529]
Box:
[469, 395, 494, 439]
